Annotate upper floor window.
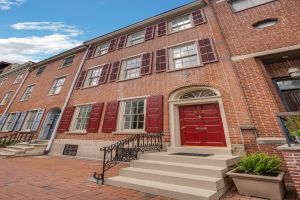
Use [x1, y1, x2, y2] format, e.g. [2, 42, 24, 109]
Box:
[229, 0, 275, 12]
[121, 56, 142, 80]
[84, 67, 102, 87]
[13, 74, 24, 84]
[0, 78, 6, 87]
[169, 42, 200, 70]
[127, 30, 145, 47]
[49, 77, 66, 95]
[36, 66, 46, 76]
[61, 55, 75, 68]
[169, 14, 192, 33]
[0, 91, 12, 105]
[21, 85, 34, 101]
[120, 99, 145, 131]
[71, 104, 92, 132]
[22, 110, 38, 132]
[95, 42, 110, 56]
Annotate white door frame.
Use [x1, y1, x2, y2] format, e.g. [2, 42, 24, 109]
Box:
[168, 87, 232, 148]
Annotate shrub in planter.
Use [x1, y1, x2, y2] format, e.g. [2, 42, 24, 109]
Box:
[285, 116, 300, 143]
[227, 153, 285, 200]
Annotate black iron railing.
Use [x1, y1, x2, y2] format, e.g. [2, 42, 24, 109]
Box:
[277, 112, 300, 147]
[0, 132, 34, 147]
[93, 133, 163, 184]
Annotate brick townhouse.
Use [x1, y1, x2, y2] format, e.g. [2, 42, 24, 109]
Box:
[0, 46, 86, 142]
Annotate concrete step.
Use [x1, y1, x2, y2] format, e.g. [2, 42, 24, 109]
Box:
[0, 151, 16, 157]
[139, 152, 240, 167]
[131, 159, 227, 178]
[29, 143, 48, 147]
[35, 140, 49, 144]
[167, 147, 232, 155]
[106, 176, 222, 200]
[0, 147, 25, 154]
[8, 145, 35, 151]
[120, 167, 224, 190]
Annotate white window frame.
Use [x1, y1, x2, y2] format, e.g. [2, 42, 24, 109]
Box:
[21, 85, 34, 101]
[84, 66, 103, 88]
[126, 30, 145, 47]
[13, 74, 24, 84]
[229, 0, 275, 12]
[95, 42, 110, 57]
[117, 98, 146, 133]
[0, 91, 13, 105]
[70, 104, 93, 133]
[49, 76, 66, 95]
[0, 78, 7, 87]
[36, 66, 46, 76]
[169, 14, 193, 33]
[61, 55, 75, 68]
[120, 55, 143, 80]
[21, 110, 38, 132]
[168, 41, 201, 71]
[2, 113, 17, 132]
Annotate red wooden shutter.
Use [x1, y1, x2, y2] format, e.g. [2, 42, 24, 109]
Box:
[58, 106, 75, 133]
[108, 38, 118, 52]
[87, 103, 104, 133]
[98, 64, 111, 84]
[145, 25, 155, 41]
[198, 38, 218, 63]
[145, 95, 163, 133]
[109, 61, 121, 82]
[117, 35, 127, 49]
[157, 21, 167, 36]
[86, 46, 96, 59]
[192, 9, 206, 26]
[102, 101, 119, 133]
[156, 49, 167, 72]
[141, 52, 152, 76]
[75, 70, 87, 89]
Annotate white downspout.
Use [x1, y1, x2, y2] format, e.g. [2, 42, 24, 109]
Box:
[45, 46, 89, 152]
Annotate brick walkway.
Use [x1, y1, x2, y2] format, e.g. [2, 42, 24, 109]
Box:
[0, 156, 298, 200]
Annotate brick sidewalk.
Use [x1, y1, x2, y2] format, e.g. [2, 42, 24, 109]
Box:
[0, 156, 297, 200]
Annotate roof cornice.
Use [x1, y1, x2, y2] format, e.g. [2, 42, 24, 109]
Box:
[84, 0, 206, 45]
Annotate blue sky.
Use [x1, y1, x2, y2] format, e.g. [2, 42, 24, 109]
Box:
[0, 0, 193, 63]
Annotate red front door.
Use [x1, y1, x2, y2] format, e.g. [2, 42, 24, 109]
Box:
[179, 103, 226, 147]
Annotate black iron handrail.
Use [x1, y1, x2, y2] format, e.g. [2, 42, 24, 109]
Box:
[93, 133, 163, 184]
[277, 112, 300, 147]
[0, 132, 34, 147]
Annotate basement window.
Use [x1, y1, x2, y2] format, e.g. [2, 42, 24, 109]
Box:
[63, 144, 78, 156]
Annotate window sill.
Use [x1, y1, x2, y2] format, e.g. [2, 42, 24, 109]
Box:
[230, 0, 277, 13]
[166, 64, 202, 73]
[167, 25, 196, 36]
[48, 93, 60, 96]
[117, 76, 142, 83]
[81, 85, 98, 90]
[58, 65, 72, 70]
[65, 131, 87, 135]
[113, 131, 147, 135]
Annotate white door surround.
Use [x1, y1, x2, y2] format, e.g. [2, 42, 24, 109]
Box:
[168, 86, 232, 150]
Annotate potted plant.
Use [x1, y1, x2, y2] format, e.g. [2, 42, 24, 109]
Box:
[285, 116, 300, 143]
[227, 153, 285, 200]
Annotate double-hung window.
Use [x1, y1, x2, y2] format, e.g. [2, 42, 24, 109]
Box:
[71, 105, 92, 132]
[2, 113, 18, 131]
[121, 56, 142, 80]
[169, 42, 200, 70]
[0, 79, 6, 87]
[22, 110, 38, 132]
[127, 30, 145, 46]
[121, 99, 145, 131]
[49, 77, 66, 95]
[61, 55, 75, 68]
[84, 67, 102, 87]
[95, 42, 110, 56]
[169, 14, 192, 33]
[21, 85, 34, 101]
[36, 66, 46, 76]
[229, 0, 275, 12]
[0, 91, 12, 105]
[13, 74, 24, 84]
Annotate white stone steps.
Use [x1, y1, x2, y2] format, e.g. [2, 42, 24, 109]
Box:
[8, 145, 34, 151]
[120, 167, 224, 190]
[131, 159, 227, 178]
[139, 152, 240, 167]
[0, 148, 25, 154]
[167, 147, 232, 155]
[106, 176, 221, 200]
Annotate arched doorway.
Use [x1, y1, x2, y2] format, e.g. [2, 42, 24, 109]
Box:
[169, 87, 230, 148]
[38, 108, 61, 140]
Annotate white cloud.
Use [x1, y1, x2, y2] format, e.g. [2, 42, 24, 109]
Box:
[0, 0, 25, 10]
[11, 22, 82, 36]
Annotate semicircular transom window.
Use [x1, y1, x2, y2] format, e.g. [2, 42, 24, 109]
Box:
[179, 89, 218, 100]
[253, 19, 278, 29]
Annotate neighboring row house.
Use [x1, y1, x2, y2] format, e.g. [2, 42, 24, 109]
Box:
[0, 0, 300, 198]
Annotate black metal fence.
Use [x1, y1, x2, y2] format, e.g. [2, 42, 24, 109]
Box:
[0, 132, 34, 147]
[93, 133, 163, 184]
